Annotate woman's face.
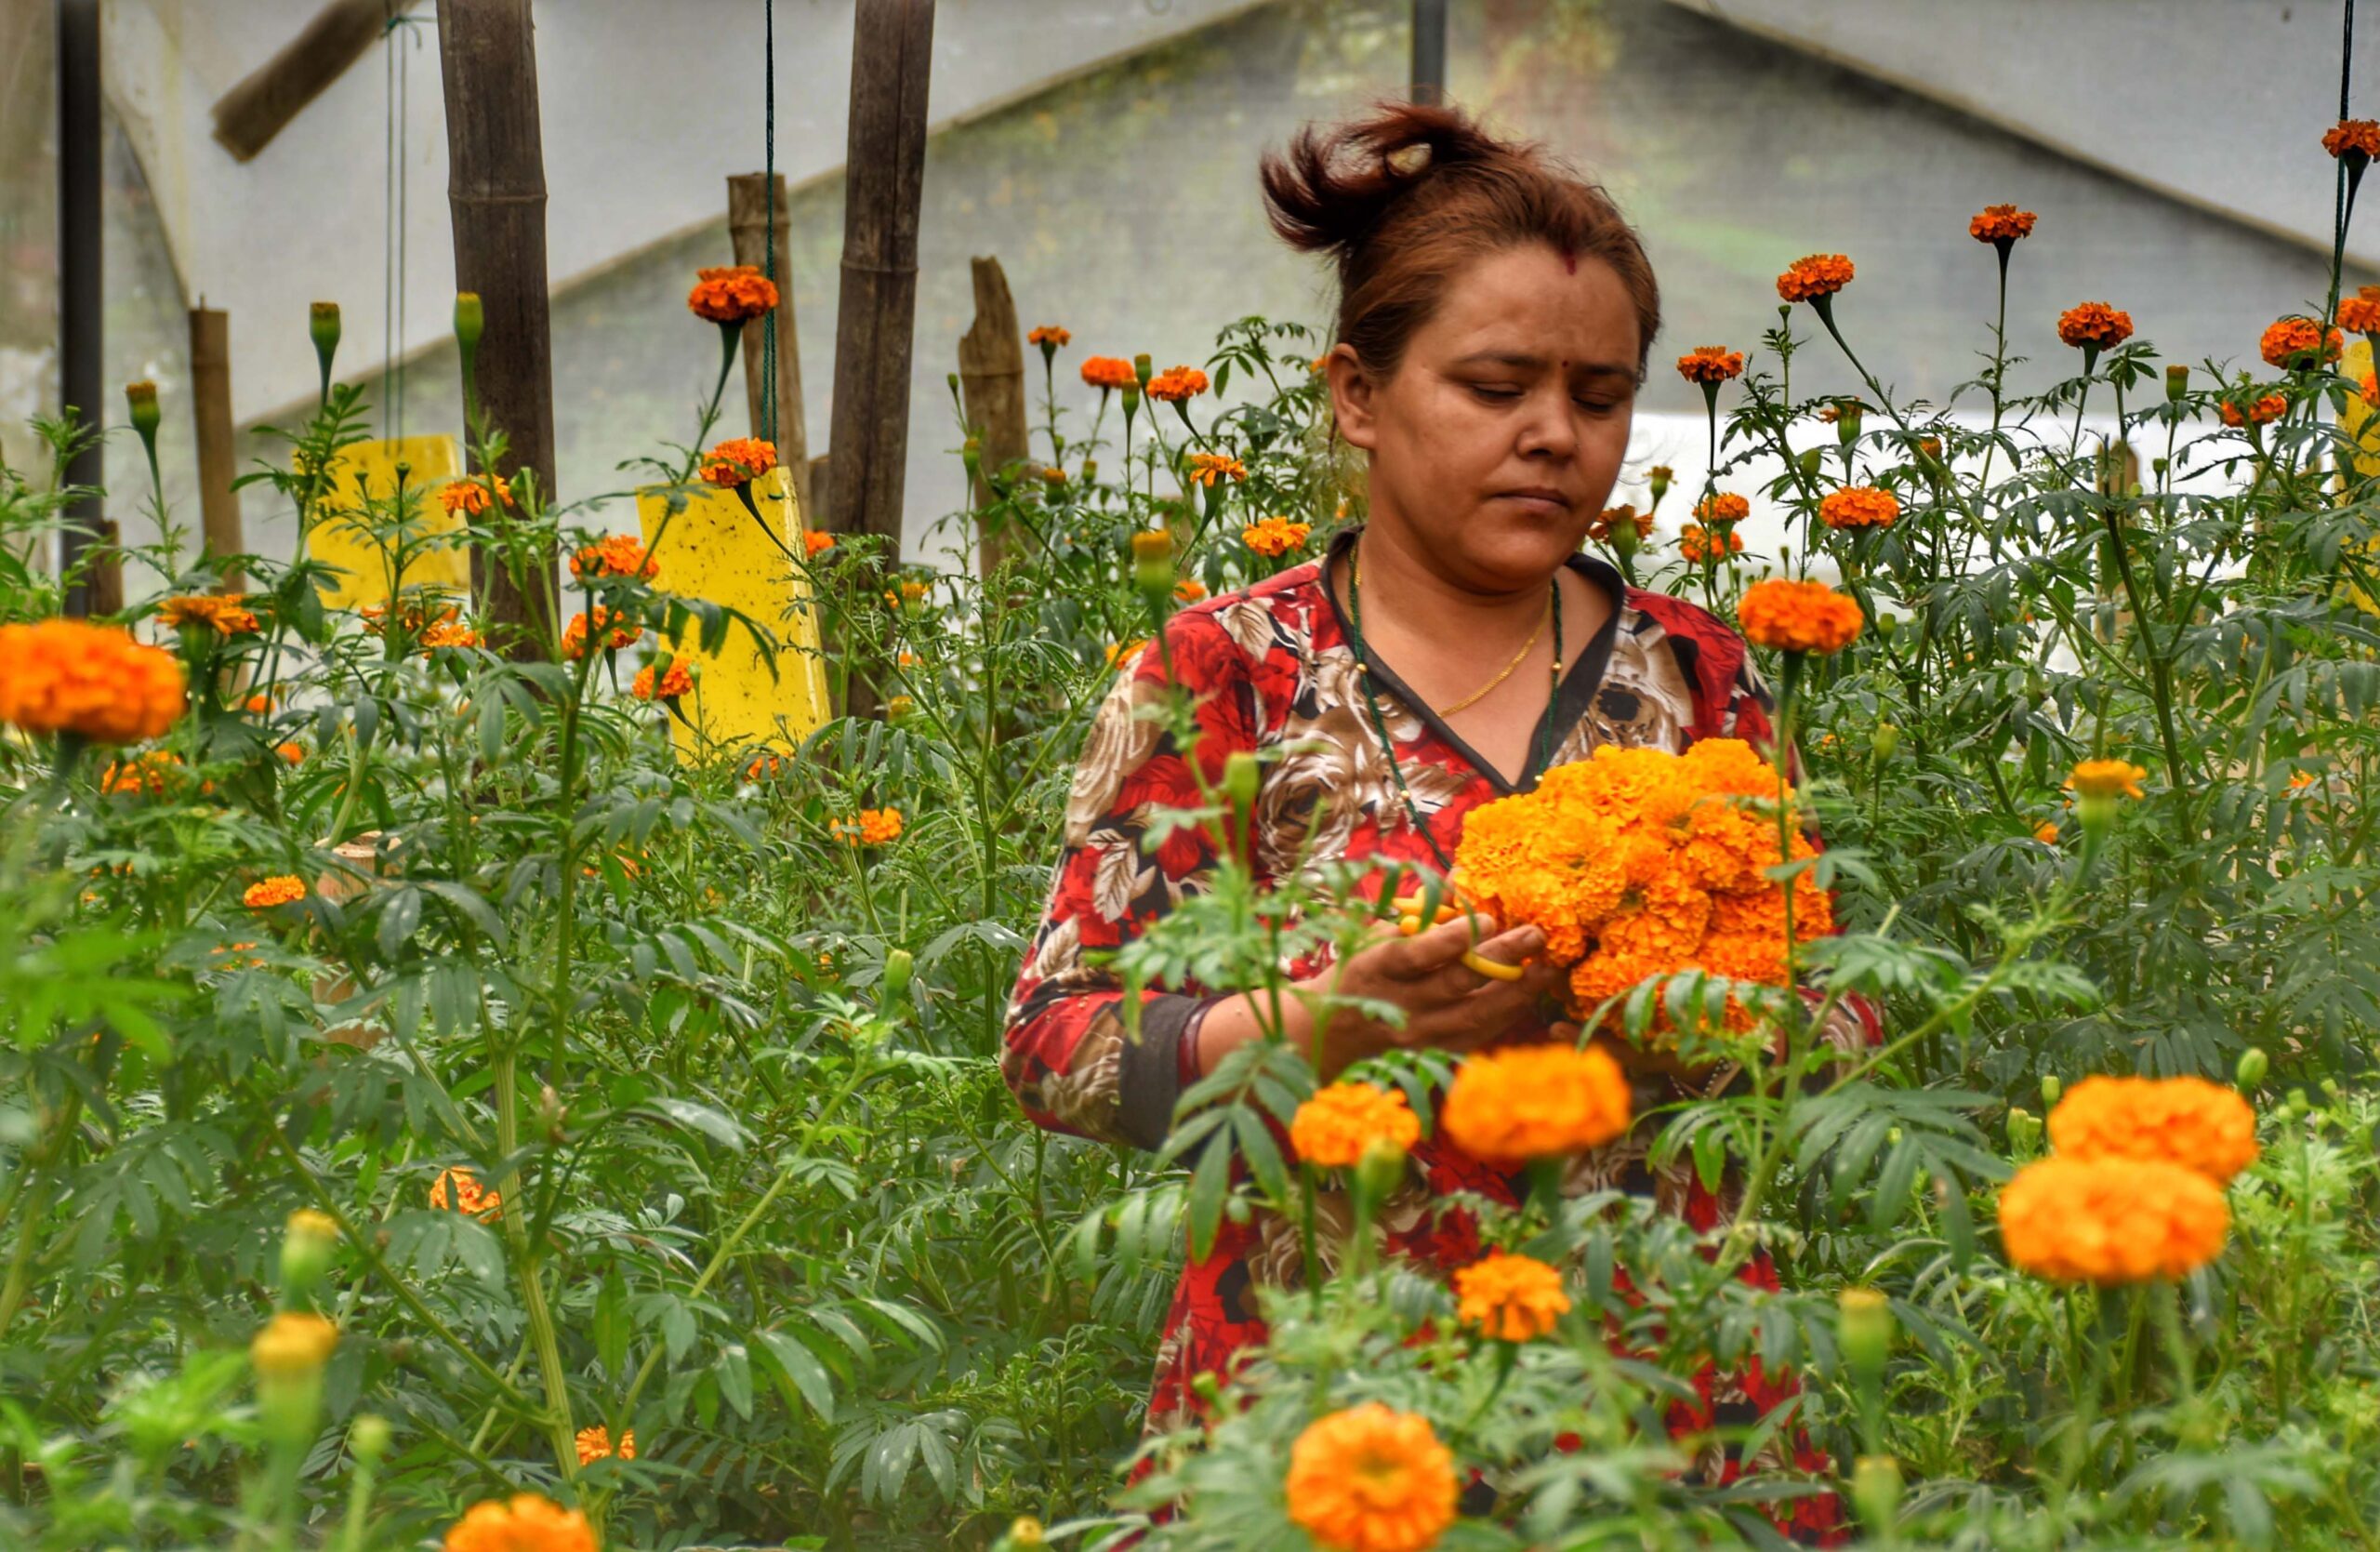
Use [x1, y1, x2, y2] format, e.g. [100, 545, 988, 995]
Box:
[1329, 242, 1642, 591]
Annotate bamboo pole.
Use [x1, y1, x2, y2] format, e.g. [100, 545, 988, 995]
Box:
[59, 0, 116, 617]
[726, 173, 813, 524]
[211, 0, 403, 164]
[956, 255, 1027, 577]
[189, 307, 245, 590]
[435, 0, 557, 651]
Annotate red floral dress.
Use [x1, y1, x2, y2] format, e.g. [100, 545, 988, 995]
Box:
[1002, 530, 1871, 1542]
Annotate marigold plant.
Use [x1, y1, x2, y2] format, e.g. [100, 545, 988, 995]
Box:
[440, 476, 512, 518]
[570, 535, 658, 582]
[562, 607, 641, 659]
[1997, 1155, 2230, 1284]
[1819, 485, 1900, 530]
[2259, 315, 2343, 369]
[1968, 203, 2038, 244]
[686, 263, 779, 323]
[1674, 345, 1744, 383]
[1283, 1401, 1458, 1552]
[2047, 1075, 2259, 1183]
[250, 1312, 339, 1374]
[1079, 355, 1137, 390]
[1776, 253, 1855, 303]
[1242, 516, 1312, 558]
[1440, 1042, 1631, 1166]
[0, 619, 187, 743]
[2056, 302, 2134, 351]
[442, 1493, 599, 1552]
[2067, 758, 2148, 801]
[1145, 365, 1209, 402]
[1692, 492, 1751, 524]
[1737, 577, 1863, 656]
[430, 1166, 501, 1220]
[157, 594, 259, 636]
[2220, 392, 2288, 428]
[834, 808, 904, 846]
[629, 662, 693, 701]
[243, 876, 307, 909]
[1289, 1082, 1421, 1169]
[575, 1425, 635, 1465]
[1451, 1250, 1571, 1342]
[699, 437, 777, 486]
[100, 749, 180, 796]
[1026, 325, 1071, 348]
[1678, 524, 1742, 565]
[1184, 451, 1247, 486]
[2323, 116, 2380, 158]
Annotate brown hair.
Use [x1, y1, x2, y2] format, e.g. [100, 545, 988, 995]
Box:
[1261, 100, 1660, 382]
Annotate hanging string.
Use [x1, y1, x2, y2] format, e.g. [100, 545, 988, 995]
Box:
[760, 0, 779, 448]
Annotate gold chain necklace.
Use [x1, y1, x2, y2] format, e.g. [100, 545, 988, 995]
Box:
[1351, 545, 1554, 717]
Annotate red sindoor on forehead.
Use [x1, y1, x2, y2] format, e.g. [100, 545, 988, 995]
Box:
[1560, 246, 1579, 274]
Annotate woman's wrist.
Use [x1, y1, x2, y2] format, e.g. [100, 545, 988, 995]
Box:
[1194, 982, 1321, 1078]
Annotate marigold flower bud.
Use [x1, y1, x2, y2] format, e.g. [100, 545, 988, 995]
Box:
[1001, 1519, 1048, 1552]
[1871, 722, 1900, 761]
[882, 948, 915, 1008]
[1221, 749, 1261, 835]
[1852, 1455, 1903, 1533]
[1647, 464, 1673, 505]
[281, 1208, 340, 1297]
[2235, 1047, 2269, 1088]
[349, 1413, 390, 1466]
[1130, 528, 1174, 601]
[1132, 352, 1153, 388]
[1355, 1134, 1408, 1204]
[2165, 363, 2188, 403]
[1837, 1287, 1894, 1384]
[454, 292, 484, 353]
[2041, 1074, 2061, 1108]
[124, 379, 160, 436]
[2007, 1105, 2043, 1155]
[309, 301, 342, 359]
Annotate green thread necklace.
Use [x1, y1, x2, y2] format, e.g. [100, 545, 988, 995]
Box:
[1342, 536, 1565, 875]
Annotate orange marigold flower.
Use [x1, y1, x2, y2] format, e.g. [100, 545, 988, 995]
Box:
[420, 618, 482, 651]
[1693, 492, 1751, 525]
[629, 662, 694, 701]
[2219, 392, 2288, 427]
[2056, 302, 2134, 351]
[1819, 485, 1900, 530]
[1026, 325, 1071, 348]
[802, 529, 835, 557]
[1997, 1156, 2228, 1285]
[1674, 345, 1744, 384]
[100, 749, 181, 795]
[1185, 451, 1247, 486]
[1284, 1402, 1458, 1552]
[1146, 365, 1209, 402]
[699, 437, 778, 486]
[2323, 118, 2380, 159]
[2048, 1075, 2258, 1184]
[745, 751, 787, 782]
[1452, 1250, 1571, 1342]
[439, 476, 513, 518]
[442, 1493, 598, 1552]
[1441, 1043, 1631, 1167]
[1290, 1082, 1421, 1169]
[430, 1166, 501, 1220]
[1738, 577, 1863, 656]
[570, 535, 658, 582]
[1242, 516, 1313, 558]
[1969, 203, 2038, 244]
[2289, 768, 2317, 791]
[1173, 577, 1207, 603]
[574, 1425, 636, 1466]
[1080, 355, 1137, 391]
[0, 620, 187, 743]
[1587, 504, 1653, 545]
[833, 807, 903, 846]
[687, 264, 779, 324]
[2033, 819, 2059, 845]
[276, 741, 306, 764]
[2337, 285, 2380, 334]
[1105, 638, 1148, 668]
[158, 594, 259, 637]
[2260, 315, 2344, 369]
[2067, 758, 2147, 801]
[562, 607, 641, 659]
[1678, 523, 1744, 565]
[243, 875, 306, 909]
[1776, 253, 1855, 303]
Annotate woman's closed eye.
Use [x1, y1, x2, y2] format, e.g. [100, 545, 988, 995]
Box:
[1469, 383, 1525, 403]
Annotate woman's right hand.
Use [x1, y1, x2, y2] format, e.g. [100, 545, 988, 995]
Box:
[1295, 909, 1563, 1081]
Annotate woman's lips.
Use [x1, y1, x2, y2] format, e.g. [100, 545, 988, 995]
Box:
[1495, 489, 1574, 514]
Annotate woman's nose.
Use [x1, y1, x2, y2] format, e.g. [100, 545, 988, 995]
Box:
[1513, 387, 1579, 458]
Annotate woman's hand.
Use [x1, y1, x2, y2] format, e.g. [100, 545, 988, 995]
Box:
[1295, 909, 1564, 1081]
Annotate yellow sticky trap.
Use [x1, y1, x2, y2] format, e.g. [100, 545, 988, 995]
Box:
[303, 436, 472, 612]
[634, 468, 830, 762]
[2335, 338, 2380, 616]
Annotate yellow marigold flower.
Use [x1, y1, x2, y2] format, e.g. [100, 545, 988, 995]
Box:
[1968, 204, 2038, 244]
[2047, 1075, 2258, 1183]
[243, 876, 307, 909]
[2260, 315, 2343, 369]
[1242, 516, 1313, 558]
[1080, 355, 1137, 391]
[629, 662, 693, 701]
[1776, 253, 1855, 303]
[1290, 1082, 1421, 1169]
[2056, 303, 2133, 351]
[100, 749, 181, 796]
[442, 1494, 599, 1552]
[0, 619, 187, 744]
[1997, 1155, 2228, 1285]
[2338, 285, 2380, 334]
[575, 1425, 636, 1465]
[570, 535, 658, 582]
[699, 437, 777, 487]
[1819, 485, 1900, 530]
[158, 594, 259, 637]
[1738, 577, 1863, 656]
[439, 476, 513, 518]
[1678, 524, 1742, 565]
[2033, 819, 2059, 845]
[287, 1208, 340, 1240]
[1185, 451, 1247, 486]
[430, 1166, 502, 1220]
[1284, 1402, 1458, 1552]
[1674, 345, 1744, 384]
[2066, 758, 2147, 801]
[687, 264, 779, 324]
[833, 807, 903, 846]
[1452, 1250, 1571, 1342]
[562, 607, 641, 659]
[1026, 325, 1071, 348]
[2323, 118, 2380, 159]
[1441, 1043, 1631, 1167]
[1693, 492, 1751, 525]
[1146, 365, 1210, 403]
[900, 578, 930, 604]
[250, 1311, 338, 1375]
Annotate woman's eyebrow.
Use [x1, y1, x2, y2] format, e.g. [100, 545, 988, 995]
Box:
[1450, 352, 1635, 380]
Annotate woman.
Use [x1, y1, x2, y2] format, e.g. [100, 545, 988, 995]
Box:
[1002, 102, 1871, 1540]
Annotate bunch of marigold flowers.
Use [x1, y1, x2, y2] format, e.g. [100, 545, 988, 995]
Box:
[1453, 738, 1824, 1027]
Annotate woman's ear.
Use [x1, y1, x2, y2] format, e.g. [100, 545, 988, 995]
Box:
[1327, 345, 1380, 453]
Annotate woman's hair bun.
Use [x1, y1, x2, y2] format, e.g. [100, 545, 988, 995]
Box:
[1259, 100, 1510, 265]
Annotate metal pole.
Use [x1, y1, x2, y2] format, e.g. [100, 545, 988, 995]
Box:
[58, 0, 103, 616]
[1410, 0, 1448, 105]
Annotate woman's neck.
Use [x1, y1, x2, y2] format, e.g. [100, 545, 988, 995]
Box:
[1344, 518, 1550, 642]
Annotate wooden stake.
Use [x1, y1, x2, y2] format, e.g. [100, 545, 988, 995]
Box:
[956, 256, 1028, 577]
[726, 173, 813, 524]
[59, 0, 114, 617]
[189, 307, 245, 590]
[435, 0, 558, 650]
[212, 0, 404, 164]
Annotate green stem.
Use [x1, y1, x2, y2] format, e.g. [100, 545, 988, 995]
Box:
[492, 1043, 580, 1490]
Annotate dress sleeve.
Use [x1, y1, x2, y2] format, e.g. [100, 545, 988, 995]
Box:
[1000, 610, 1261, 1150]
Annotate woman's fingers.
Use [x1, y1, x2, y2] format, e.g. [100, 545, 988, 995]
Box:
[1381, 909, 1502, 977]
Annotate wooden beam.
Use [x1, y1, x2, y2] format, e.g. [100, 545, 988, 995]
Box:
[436, 0, 557, 650]
[955, 255, 1026, 577]
[58, 0, 115, 617]
[188, 308, 245, 590]
[726, 172, 813, 524]
[212, 0, 405, 165]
